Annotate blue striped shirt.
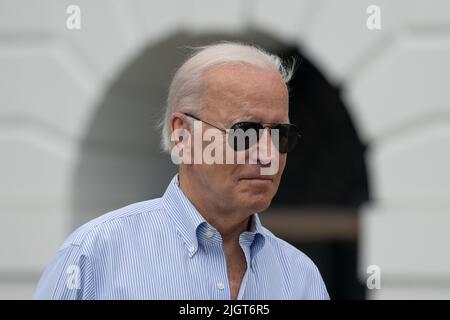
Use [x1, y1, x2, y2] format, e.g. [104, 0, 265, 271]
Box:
[34, 174, 329, 300]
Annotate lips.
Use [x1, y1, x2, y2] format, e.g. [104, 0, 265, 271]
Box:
[240, 176, 274, 181]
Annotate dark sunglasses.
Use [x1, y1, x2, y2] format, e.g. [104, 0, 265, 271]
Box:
[182, 113, 301, 153]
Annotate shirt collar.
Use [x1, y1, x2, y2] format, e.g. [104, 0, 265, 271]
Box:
[161, 174, 266, 258]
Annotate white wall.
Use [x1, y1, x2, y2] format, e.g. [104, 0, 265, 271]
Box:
[0, 0, 449, 299]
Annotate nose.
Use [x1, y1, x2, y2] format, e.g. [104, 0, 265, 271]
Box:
[249, 127, 276, 165]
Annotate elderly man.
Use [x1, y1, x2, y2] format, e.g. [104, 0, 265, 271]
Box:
[34, 42, 329, 300]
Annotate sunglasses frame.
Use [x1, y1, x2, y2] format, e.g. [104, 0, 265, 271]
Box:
[181, 112, 301, 153]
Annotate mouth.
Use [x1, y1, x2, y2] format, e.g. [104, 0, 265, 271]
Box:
[240, 176, 274, 182]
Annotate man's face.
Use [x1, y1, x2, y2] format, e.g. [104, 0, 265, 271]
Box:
[188, 64, 289, 214]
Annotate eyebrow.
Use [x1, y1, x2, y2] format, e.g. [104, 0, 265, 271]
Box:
[229, 117, 290, 125]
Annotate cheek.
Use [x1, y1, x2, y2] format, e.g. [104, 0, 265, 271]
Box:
[204, 164, 238, 185]
[276, 155, 287, 177]
[280, 155, 287, 170]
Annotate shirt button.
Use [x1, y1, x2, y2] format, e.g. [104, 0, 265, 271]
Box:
[206, 230, 214, 238]
[188, 246, 196, 253]
[217, 282, 225, 290]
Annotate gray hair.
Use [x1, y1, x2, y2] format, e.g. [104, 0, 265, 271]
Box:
[159, 42, 295, 153]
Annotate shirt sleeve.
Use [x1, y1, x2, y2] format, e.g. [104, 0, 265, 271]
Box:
[33, 244, 95, 300]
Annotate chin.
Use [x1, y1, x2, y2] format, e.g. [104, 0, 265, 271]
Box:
[243, 197, 272, 213]
[233, 185, 276, 213]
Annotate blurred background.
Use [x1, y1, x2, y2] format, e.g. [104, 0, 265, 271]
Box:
[1, 0, 449, 299]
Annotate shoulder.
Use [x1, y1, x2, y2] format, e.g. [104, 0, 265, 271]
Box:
[262, 227, 316, 269]
[61, 197, 166, 251]
[33, 198, 166, 299]
[261, 227, 329, 299]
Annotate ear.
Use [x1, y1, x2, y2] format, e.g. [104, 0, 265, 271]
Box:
[169, 113, 193, 163]
[170, 112, 189, 144]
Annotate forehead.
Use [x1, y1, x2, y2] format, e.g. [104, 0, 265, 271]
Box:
[203, 64, 289, 122]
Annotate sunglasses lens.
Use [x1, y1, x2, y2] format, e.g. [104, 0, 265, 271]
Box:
[228, 122, 300, 153]
[228, 123, 261, 151]
[272, 125, 300, 153]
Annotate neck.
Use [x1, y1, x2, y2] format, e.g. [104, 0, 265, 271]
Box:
[178, 168, 251, 245]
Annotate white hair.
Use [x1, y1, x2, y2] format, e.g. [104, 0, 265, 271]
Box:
[159, 42, 295, 153]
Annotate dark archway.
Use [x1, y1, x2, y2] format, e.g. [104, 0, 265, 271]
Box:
[274, 47, 369, 207]
[269, 47, 369, 299]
